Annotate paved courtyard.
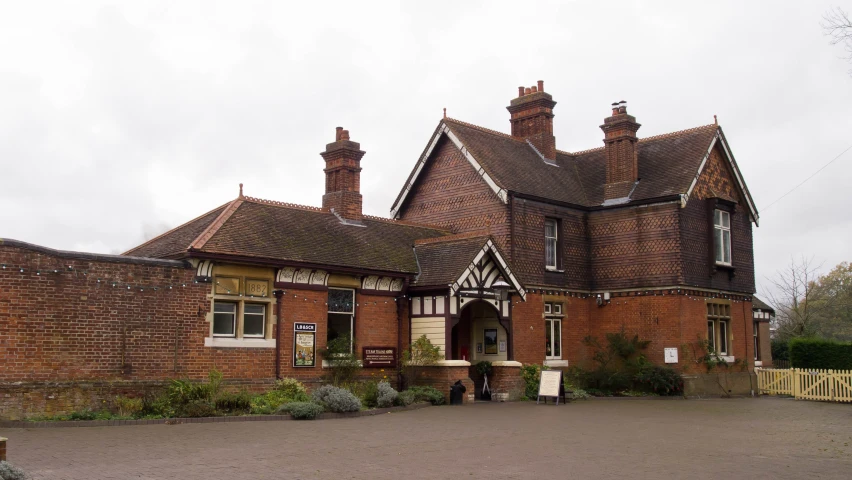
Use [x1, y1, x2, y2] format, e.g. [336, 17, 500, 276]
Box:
[3, 397, 851, 479]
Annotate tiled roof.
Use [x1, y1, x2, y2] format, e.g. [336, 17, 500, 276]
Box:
[123, 203, 229, 258]
[752, 296, 775, 312]
[124, 197, 449, 274]
[407, 118, 720, 209]
[412, 235, 492, 287]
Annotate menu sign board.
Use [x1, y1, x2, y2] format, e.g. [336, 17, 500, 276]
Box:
[363, 347, 396, 368]
[293, 323, 316, 367]
[537, 369, 566, 405]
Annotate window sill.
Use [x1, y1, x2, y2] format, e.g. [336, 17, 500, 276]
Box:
[545, 267, 564, 273]
[755, 361, 763, 367]
[204, 337, 276, 349]
[544, 359, 569, 367]
[716, 355, 735, 363]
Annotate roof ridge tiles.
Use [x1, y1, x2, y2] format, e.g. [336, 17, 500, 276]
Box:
[414, 230, 491, 246]
[638, 124, 717, 143]
[558, 124, 717, 157]
[361, 214, 450, 231]
[121, 202, 230, 256]
[242, 196, 327, 212]
[189, 198, 244, 250]
[443, 117, 524, 143]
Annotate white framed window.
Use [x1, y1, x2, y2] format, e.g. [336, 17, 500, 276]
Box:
[714, 209, 732, 265]
[544, 303, 552, 314]
[553, 303, 562, 315]
[545, 218, 558, 270]
[707, 302, 731, 356]
[328, 288, 355, 352]
[243, 304, 266, 338]
[213, 302, 237, 337]
[545, 318, 562, 359]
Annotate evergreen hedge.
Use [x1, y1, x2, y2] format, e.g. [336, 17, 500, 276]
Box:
[789, 338, 852, 370]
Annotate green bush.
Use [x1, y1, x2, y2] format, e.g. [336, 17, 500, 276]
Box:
[140, 392, 175, 418]
[790, 337, 852, 370]
[633, 365, 684, 395]
[396, 390, 417, 406]
[312, 385, 362, 412]
[180, 399, 216, 418]
[0, 461, 30, 480]
[249, 378, 311, 414]
[361, 380, 380, 408]
[401, 335, 443, 387]
[520, 364, 550, 400]
[112, 396, 143, 417]
[278, 402, 325, 420]
[318, 334, 362, 386]
[771, 339, 790, 362]
[275, 378, 309, 399]
[215, 391, 252, 414]
[402, 386, 445, 405]
[376, 381, 398, 408]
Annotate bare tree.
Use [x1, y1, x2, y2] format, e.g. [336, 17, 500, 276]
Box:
[766, 256, 827, 340]
[822, 7, 852, 73]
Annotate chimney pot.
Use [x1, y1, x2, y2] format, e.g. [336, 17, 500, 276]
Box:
[341, 129, 350, 141]
[537, 80, 544, 92]
[618, 105, 627, 114]
[524, 87, 531, 95]
[518, 86, 525, 97]
[335, 126, 343, 141]
[531, 85, 538, 93]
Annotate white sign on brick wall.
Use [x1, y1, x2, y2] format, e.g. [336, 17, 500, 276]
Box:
[664, 348, 679, 364]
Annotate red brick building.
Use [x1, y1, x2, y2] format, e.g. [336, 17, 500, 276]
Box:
[0, 82, 770, 418]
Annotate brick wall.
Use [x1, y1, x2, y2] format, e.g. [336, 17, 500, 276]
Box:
[399, 137, 510, 253]
[412, 365, 474, 403]
[0, 242, 407, 418]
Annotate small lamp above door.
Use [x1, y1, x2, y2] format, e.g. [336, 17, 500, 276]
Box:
[492, 279, 511, 302]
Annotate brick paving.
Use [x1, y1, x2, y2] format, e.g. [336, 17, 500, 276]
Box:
[2, 397, 851, 479]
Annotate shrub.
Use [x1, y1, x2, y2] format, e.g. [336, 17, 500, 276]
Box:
[634, 365, 684, 396]
[582, 328, 651, 392]
[140, 393, 175, 418]
[376, 381, 398, 408]
[396, 390, 417, 406]
[0, 461, 30, 480]
[179, 399, 216, 418]
[112, 396, 143, 417]
[275, 378, 309, 400]
[790, 337, 852, 369]
[401, 335, 442, 387]
[403, 386, 445, 405]
[278, 402, 325, 420]
[311, 385, 362, 412]
[318, 334, 362, 386]
[520, 364, 550, 400]
[474, 361, 493, 377]
[215, 391, 252, 414]
[360, 381, 380, 408]
[771, 339, 790, 362]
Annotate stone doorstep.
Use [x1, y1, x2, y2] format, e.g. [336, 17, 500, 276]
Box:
[0, 403, 432, 429]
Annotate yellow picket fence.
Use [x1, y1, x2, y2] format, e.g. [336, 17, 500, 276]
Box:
[757, 368, 852, 403]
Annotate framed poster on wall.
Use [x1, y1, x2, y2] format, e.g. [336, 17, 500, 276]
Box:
[484, 329, 498, 355]
[293, 323, 316, 367]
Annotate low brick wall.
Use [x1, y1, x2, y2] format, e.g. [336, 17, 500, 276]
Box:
[0, 436, 6, 462]
[489, 365, 524, 401]
[682, 372, 757, 397]
[411, 365, 474, 404]
[0, 379, 277, 421]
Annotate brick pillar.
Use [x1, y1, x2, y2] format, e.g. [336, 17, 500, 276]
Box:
[0, 436, 7, 462]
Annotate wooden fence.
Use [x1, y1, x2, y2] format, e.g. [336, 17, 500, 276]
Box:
[757, 368, 852, 403]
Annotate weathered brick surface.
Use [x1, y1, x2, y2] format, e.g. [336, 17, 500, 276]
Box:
[413, 366, 474, 403]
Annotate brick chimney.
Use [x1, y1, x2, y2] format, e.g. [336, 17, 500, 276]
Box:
[321, 127, 366, 220]
[507, 80, 557, 160]
[600, 101, 641, 201]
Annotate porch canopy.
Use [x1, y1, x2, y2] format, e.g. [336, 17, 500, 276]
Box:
[410, 234, 525, 362]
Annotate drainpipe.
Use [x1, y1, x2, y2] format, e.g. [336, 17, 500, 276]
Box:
[274, 289, 284, 379]
[397, 278, 410, 389]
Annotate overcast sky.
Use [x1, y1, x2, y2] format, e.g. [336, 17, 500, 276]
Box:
[2, 1, 850, 299]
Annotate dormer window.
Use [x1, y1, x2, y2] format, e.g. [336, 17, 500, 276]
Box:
[714, 209, 732, 265]
[545, 218, 560, 270]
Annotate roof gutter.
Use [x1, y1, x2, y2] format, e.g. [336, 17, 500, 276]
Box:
[510, 192, 683, 211]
